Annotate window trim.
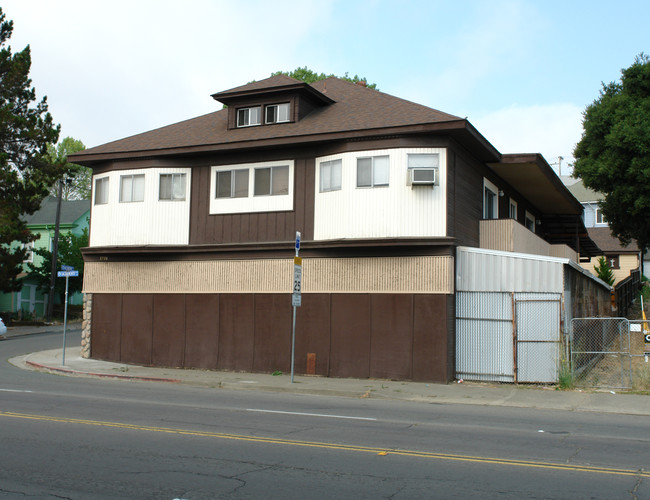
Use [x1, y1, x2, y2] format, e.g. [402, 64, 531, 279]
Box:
[483, 178, 498, 219]
[265, 103, 291, 124]
[253, 165, 290, 197]
[159, 173, 187, 201]
[509, 198, 518, 219]
[210, 160, 294, 214]
[525, 210, 536, 232]
[236, 106, 262, 127]
[319, 159, 342, 192]
[595, 207, 607, 225]
[94, 176, 109, 205]
[356, 155, 390, 188]
[215, 168, 250, 199]
[119, 174, 145, 203]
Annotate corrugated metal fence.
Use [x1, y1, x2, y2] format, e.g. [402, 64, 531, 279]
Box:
[456, 291, 562, 383]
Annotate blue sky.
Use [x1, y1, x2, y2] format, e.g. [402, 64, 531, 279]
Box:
[3, 0, 648, 175]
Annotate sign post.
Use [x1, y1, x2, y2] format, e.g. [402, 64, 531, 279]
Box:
[291, 232, 301, 383]
[57, 266, 79, 365]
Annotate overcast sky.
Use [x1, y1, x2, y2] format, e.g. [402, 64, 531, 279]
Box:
[3, 0, 648, 175]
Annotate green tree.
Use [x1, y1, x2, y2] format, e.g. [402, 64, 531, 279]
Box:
[47, 137, 89, 200]
[271, 66, 378, 89]
[0, 7, 62, 294]
[573, 54, 650, 256]
[594, 256, 615, 286]
[26, 227, 88, 304]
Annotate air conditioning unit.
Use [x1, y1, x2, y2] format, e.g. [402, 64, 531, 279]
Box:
[410, 168, 436, 185]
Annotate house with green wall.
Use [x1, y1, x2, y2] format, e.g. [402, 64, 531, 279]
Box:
[0, 196, 89, 319]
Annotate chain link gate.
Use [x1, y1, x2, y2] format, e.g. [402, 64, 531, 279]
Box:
[570, 318, 632, 389]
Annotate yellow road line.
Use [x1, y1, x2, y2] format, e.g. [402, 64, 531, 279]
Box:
[1, 410, 647, 478]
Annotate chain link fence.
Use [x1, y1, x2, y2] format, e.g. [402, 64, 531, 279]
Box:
[570, 317, 650, 390]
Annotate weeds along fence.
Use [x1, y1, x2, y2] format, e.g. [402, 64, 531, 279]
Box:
[570, 317, 649, 390]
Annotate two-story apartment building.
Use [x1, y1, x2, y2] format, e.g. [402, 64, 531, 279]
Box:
[71, 75, 607, 383]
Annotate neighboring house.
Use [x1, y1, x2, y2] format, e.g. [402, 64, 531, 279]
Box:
[0, 196, 90, 319]
[70, 75, 609, 383]
[564, 179, 640, 284]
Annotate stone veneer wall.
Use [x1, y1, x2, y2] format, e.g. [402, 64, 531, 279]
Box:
[81, 293, 92, 358]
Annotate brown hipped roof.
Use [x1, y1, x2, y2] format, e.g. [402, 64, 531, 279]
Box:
[587, 227, 639, 253]
[70, 76, 476, 164]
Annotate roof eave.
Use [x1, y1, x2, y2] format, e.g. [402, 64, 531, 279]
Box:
[69, 119, 500, 167]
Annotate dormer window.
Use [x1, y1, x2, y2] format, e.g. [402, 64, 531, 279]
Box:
[237, 106, 261, 127]
[265, 103, 290, 124]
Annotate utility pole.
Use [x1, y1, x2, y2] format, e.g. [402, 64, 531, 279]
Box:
[557, 156, 563, 176]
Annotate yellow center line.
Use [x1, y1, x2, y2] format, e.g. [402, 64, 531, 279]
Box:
[1, 410, 647, 478]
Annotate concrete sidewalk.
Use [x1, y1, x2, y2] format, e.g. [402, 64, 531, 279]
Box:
[5, 324, 650, 416]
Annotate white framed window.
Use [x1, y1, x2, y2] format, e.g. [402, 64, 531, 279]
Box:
[210, 160, 294, 214]
[595, 208, 607, 225]
[120, 174, 145, 203]
[265, 103, 290, 124]
[357, 155, 389, 187]
[483, 178, 498, 219]
[215, 169, 249, 199]
[236, 106, 261, 127]
[94, 177, 109, 205]
[525, 211, 536, 232]
[159, 173, 186, 201]
[254, 165, 289, 196]
[320, 159, 342, 192]
[509, 199, 518, 219]
[22, 241, 34, 263]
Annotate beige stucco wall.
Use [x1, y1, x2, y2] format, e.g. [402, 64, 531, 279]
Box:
[83, 255, 454, 294]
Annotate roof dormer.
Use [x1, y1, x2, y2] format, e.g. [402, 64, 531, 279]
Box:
[211, 74, 335, 130]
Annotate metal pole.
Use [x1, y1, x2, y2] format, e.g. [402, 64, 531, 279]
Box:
[62, 275, 69, 365]
[47, 182, 63, 323]
[291, 231, 301, 384]
[291, 306, 296, 383]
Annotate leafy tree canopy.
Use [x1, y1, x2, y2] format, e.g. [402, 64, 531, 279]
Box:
[0, 7, 62, 293]
[573, 53, 650, 252]
[271, 66, 378, 89]
[27, 227, 88, 303]
[47, 137, 89, 200]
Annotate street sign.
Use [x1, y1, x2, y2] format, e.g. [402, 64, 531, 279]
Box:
[57, 270, 79, 277]
[293, 258, 302, 295]
[295, 231, 301, 252]
[61, 265, 74, 271]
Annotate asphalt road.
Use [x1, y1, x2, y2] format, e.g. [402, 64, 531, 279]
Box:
[1, 329, 649, 499]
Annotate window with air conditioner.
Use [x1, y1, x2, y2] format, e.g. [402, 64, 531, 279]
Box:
[408, 154, 438, 186]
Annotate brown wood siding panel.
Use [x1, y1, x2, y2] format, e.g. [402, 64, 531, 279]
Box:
[369, 295, 413, 380]
[252, 294, 292, 373]
[452, 148, 482, 247]
[91, 291, 451, 382]
[412, 294, 448, 382]
[120, 294, 153, 365]
[330, 294, 371, 378]
[446, 293, 455, 382]
[294, 294, 331, 376]
[152, 294, 186, 367]
[302, 158, 315, 239]
[184, 294, 219, 369]
[90, 294, 122, 362]
[190, 156, 314, 245]
[218, 294, 255, 371]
